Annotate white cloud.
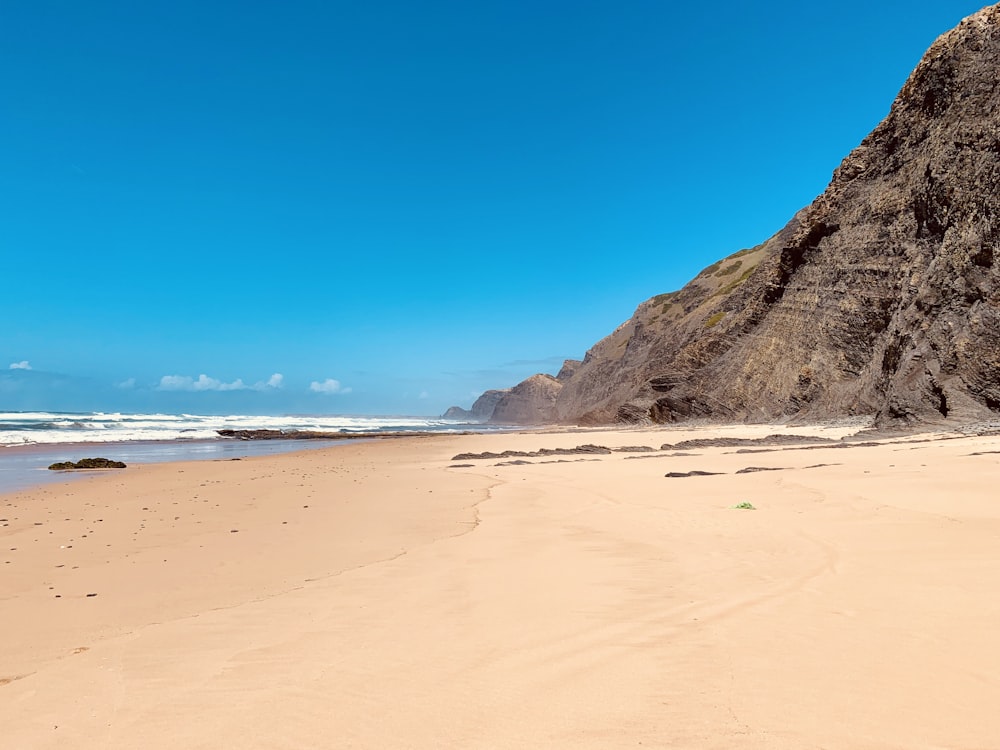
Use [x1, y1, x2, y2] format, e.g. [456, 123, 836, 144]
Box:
[117, 377, 136, 389]
[157, 375, 189, 391]
[9, 360, 31, 370]
[309, 378, 352, 395]
[158, 374, 247, 392]
[157, 371, 285, 393]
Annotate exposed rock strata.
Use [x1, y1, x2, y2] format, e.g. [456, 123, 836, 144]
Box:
[491, 6, 1000, 427]
[658, 434, 834, 450]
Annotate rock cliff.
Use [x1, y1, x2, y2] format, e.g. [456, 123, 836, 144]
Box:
[492, 5, 1000, 426]
[490, 374, 562, 424]
[442, 389, 510, 421]
[443, 361, 584, 423]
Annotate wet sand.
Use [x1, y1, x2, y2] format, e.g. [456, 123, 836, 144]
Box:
[0, 438, 353, 494]
[3, 423, 1000, 748]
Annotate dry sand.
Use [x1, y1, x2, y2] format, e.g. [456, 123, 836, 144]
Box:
[3, 423, 1000, 748]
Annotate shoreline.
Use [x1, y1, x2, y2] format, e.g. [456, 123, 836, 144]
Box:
[0, 418, 853, 496]
[0, 436, 363, 495]
[4, 422, 1000, 747]
[0, 423, 527, 495]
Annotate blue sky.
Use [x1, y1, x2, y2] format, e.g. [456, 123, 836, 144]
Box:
[1, 1, 987, 415]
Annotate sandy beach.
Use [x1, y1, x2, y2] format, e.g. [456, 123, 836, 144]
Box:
[4, 423, 1000, 748]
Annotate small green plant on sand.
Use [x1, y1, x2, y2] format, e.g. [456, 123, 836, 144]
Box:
[732, 501, 756, 510]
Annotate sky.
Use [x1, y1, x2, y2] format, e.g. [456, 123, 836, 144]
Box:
[0, 1, 989, 415]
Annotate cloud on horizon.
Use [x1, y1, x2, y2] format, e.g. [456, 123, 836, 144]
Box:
[157, 372, 284, 393]
[309, 378, 351, 395]
[9, 360, 32, 370]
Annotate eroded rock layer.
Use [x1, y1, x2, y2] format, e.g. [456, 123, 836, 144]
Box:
[497, 5, 1000, 426]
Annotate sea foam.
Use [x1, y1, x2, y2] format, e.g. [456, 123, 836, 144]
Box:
[0, 411, 488, 447]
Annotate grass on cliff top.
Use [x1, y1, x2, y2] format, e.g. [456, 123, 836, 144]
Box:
[710, 264, 759, 299]
[714, 259, 743, 277]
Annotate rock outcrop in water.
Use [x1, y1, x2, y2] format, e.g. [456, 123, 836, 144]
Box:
[488, 5, 1000, 427]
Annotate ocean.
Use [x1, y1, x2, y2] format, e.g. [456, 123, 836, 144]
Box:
[0, 411, 489, 446]
[0, 411, 500, 493]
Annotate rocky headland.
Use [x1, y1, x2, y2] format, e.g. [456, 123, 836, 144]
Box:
[450, 5, 1000, 427]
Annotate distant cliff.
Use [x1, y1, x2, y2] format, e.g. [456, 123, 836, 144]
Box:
[443, 362, 581, 424]
[441, 388, 509, 422]
[483, 5, 1000, 426]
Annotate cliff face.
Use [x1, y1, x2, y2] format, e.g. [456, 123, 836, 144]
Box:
[443, 361, 584, 424]
[442, 389, 510, 422]
[497, 5, 1000, 426]
[490, 374, 563, 424]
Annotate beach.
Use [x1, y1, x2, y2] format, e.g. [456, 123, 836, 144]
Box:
[4, 423, 1000, 748]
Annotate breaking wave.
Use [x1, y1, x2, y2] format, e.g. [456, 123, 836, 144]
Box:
[0, 411, 491, 447]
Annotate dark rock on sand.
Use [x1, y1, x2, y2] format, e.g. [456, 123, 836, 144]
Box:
[665, 470, 723, 478]
[660, 434, 834, 451]
[217, 429, 444, 441]
[733, 440, 882, 454]
[452, 444, 613, 461]
[48, 458, 127, 470]
[734, 463, 841, 472]
[217, 429, 322, 440]
[452, 451, 504, 460]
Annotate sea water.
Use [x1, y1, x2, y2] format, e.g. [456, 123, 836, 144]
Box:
[0, 411, 502, 493]
[0, 411, 489, 446]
